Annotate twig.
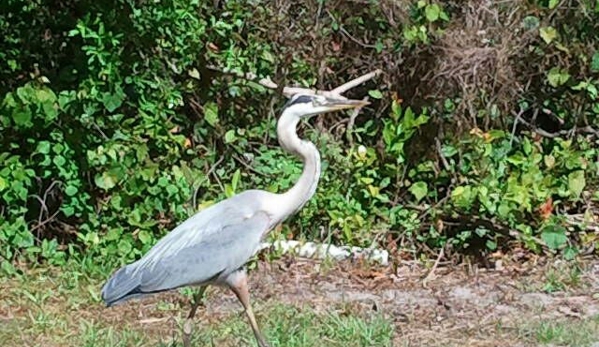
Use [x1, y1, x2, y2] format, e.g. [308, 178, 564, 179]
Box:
[30, 209, 61, 233]
[93, 123, 109, 140]
[206, 65, 381, 99]
[444, 214, 548, 251]
[518, 116, 599, 139]
[509, 109, 524, 148]
[326, 9, 377, 49]
[345, 96, 370, 145]
[339, 27, 377, 49]
[330, 69, 382, 95]
[232, 154, 268, 177]
[435, 137, 451, 172]
[192, 156, 224, 208]
[423, 244, 445, 286]
[29, 180, 62, 235]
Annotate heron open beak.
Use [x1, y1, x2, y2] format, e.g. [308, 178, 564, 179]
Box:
[322, 97, 370, 111]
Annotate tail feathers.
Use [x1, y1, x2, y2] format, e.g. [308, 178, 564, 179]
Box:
[101, 264, 142, 307]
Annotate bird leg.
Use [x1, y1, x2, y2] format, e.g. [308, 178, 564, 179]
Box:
[226, 270, 270, 347]
[182, 286, 207, 347]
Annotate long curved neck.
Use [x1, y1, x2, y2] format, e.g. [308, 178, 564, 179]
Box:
[276, 111, 321, 218]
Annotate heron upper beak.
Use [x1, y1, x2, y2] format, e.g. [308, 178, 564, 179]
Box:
[322, 98, 370, 111]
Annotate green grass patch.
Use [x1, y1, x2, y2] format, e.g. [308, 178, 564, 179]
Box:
[519, 315, 599, 347]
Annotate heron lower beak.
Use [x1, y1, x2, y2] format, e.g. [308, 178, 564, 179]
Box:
[323, 98, 370, 111]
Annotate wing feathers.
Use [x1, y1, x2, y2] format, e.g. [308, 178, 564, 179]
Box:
[101, 205, 271, 306]
[101, 264, 142, 306]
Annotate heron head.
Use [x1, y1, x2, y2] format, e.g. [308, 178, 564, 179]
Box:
[283, 94, 369, 118]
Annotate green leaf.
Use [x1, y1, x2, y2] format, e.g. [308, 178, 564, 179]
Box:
[36, 141, 51, 154]
[0, 177, 7, 192]
[136, 143, 149, 162]
[166, 184, 178, 195]
[544, 155, 556, 168]
[591, 52, 599, 72]
[188, 68, 201, 80]
[138, 230, 152, 245]
[101, 92, 124, 112]
[35, 88, 56, 103]
[486, 240, 497, 251]
[231, 169, 241, 191]
[547, 67, 570, 87]
[53, 156, 66, 166]
[522, 16, 540, 30]
[94, 171, 117, 190]
[563, 246, 578, 260]
[224, 184, 235, 198]
[451, 185, 475, 209]
[539, 26, 557, 44]
[12, 107, 32, 126]
[568, 170, 585, 198]
[548, 0, 559, 9]
[425, 4, 441, 22]
[224, 129, 237, 143]
[409, 181, 428, 202]
[62, 205, 74, 217]
[118, 239, 132, 254]
[541, 225, 567, 250]
[65, 185, 78, 196]
[368, 90, 383, 99]
[261, 50, 275, 63]
[204, 102, 219, 127]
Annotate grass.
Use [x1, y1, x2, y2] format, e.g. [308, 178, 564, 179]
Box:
[3, 258, 599, 347]
[519, 315, 599, 347]
[0, 265, 394, 347]
[542, 262, 583, 293]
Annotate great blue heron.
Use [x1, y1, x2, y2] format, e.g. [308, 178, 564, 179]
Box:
[101, 93, 369, 347]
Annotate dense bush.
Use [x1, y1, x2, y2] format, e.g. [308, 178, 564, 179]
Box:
[1, 0, 598, 272]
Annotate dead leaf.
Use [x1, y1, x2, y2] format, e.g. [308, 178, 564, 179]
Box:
[139, 317, 168, 324]
[538, 197, 553, 220]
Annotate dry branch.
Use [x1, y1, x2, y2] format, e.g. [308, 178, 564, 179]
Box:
[206, 65, 381, 99]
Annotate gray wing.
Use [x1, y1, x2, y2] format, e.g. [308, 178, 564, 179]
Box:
[139, 210, 270, 291]
[101, 196, 272, 306]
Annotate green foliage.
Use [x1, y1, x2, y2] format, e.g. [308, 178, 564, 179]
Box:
[1, 0, 598, 272]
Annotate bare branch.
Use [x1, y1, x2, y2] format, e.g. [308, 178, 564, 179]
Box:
[345, 96, 370, 145]
[423, 244, 445, 286]
[518, 116, 599, 139]
[330, 69, 382, 95]
[206, 65, 381, 99]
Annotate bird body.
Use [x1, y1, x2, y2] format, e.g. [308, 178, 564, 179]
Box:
[102, 190, 281, 306]
[101, 94, 368, 347]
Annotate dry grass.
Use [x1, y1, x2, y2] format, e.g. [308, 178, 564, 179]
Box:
[426, 0, 535, 127]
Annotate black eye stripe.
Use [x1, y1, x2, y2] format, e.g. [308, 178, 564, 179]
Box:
[283, 95, 314, 109]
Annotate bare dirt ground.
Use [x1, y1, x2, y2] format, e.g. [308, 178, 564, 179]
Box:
[236, 257, 599, 346]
